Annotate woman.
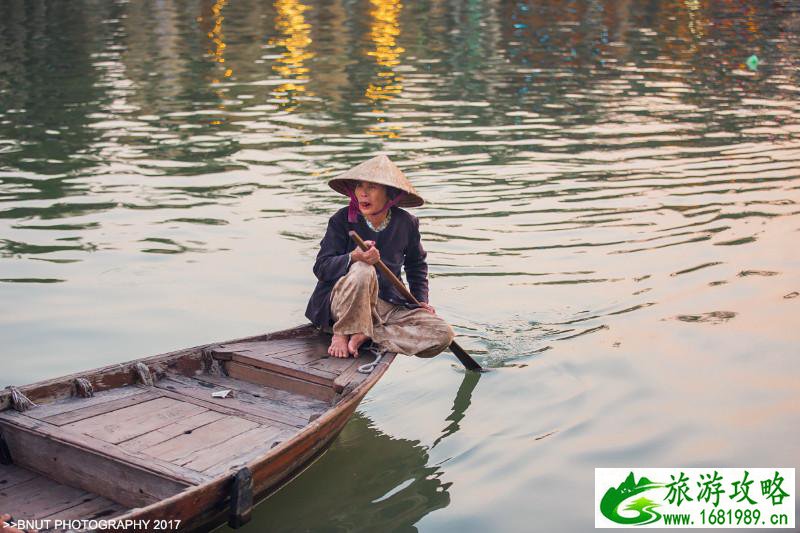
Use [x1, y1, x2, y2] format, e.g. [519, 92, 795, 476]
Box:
[305, 155, 454, 359]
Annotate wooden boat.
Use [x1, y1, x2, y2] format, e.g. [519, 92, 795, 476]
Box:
[0, 325, 395, 532]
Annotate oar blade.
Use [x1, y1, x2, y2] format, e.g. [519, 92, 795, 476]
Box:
[449, 340, 483, 372]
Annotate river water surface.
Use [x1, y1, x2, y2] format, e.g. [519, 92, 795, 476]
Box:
[1, 0, 799, 531]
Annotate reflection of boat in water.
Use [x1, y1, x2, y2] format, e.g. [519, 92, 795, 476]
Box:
[0, 325, 394, 531]
[240, 370, 482, 532]
[237, 412, 450, 532]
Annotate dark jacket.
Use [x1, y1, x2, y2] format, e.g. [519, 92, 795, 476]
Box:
[305, 206, 429, 329]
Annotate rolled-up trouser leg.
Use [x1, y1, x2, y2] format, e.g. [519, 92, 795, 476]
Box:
[330, 261, 379, 337]
[372, 299, 455, 358]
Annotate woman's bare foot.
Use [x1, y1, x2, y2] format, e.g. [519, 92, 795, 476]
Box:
[348, 333, 370, 356]
[328, 334, 350, 358]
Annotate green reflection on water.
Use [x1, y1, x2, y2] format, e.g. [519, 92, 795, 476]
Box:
[232, 412, 451, 532]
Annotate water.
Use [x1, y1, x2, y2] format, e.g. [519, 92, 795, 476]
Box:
[1, 0, 799, 530]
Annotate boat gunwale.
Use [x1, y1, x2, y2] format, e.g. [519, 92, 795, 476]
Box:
[0, 324, 315, 410]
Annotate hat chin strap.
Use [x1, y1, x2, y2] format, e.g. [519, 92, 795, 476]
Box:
[345, 184, 406, 223]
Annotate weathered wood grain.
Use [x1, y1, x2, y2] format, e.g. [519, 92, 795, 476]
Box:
[40, 493, 125, 521]
[40, 390, 161, 427]
[331, 359, 370, 393]
[64, 397, 206, 445]
[118, 410, 227, 454]
[201, 429, 295, 478]
[229, 351, 336, 387]
[310, 355, 361, 374]
[24, 385, 150, 422]
[0, 412, 206, 507]
[274, 350, 320, 366]
[0, 466, 126, 522]
[0, 463, 38, 490]
[155, 376, 308, 428]
[213, 340, 310, 359]
[0, 474, 91, 519]
[225, 361, 336, 402]
[182, 425, 284, 473]
[141, 417, 259, 465]
[273, 338, 331, 362]
[185, 373, 327, 414]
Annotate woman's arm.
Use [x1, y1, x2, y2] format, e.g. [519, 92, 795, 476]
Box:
[403, 216, 429, 303]
[312, 215, 352, 282]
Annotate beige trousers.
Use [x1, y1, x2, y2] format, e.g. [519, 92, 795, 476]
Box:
[330, 261, 455, 358]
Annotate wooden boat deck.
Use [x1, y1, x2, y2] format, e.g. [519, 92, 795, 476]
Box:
[0, 326, 392, 530]
[0, 463, 125, 522]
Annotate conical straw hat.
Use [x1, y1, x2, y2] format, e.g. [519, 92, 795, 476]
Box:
[328, 155, 424, 208]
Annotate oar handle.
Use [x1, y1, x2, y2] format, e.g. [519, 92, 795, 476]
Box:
[348, 230, 483, 372]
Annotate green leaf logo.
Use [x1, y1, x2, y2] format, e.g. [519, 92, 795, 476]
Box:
[600, 472, 664, 525]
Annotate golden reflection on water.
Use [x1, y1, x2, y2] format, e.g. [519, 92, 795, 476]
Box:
[270, 0, 314, 112]
[366, 0, 404, 138]
[202, 0, 230, 123]
[683, 0, 704, 47]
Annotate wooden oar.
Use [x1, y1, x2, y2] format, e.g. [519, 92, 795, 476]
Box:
[349, 230, 483, 372]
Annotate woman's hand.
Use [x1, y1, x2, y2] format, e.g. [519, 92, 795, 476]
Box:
[418, 302, 436, 314]
[351, 240, 381, 265]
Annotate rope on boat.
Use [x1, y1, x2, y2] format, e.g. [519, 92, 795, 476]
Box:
[134, 362, 154, 386]
[74, 377, 94, 398]
[357, 345, 386, 374]
[202, 347, 227, 376]
[9, 387, 36, 412]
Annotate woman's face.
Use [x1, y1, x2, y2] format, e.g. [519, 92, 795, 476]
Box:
[354, 181, 389, 217]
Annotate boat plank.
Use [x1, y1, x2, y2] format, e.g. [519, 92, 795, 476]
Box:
[42, 389, 162, 427]
[40, 493, 125, 521]
[214, 341, 310, 358]
[185, 373, 328, 415]
[215, 336, 332, 360]
[0, 463, 39, 490]
[118, 410, 227, 454]
[225, 361, 335, 403]
[155, 376, 308, 428]
[274, 349, 328, 366]
[63, 397, 207, 445]
[260, 342, 324, 355]
[0, 475, 90, 519]
[331, 359, 369, 393]
[230, 351, 336, 387]
[26, 385, 150, 422]
[309, 355, 364, 375]
[141, 417, 259, 465]
[218, 339, 308, 351]
[181, 425, 285, 473]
